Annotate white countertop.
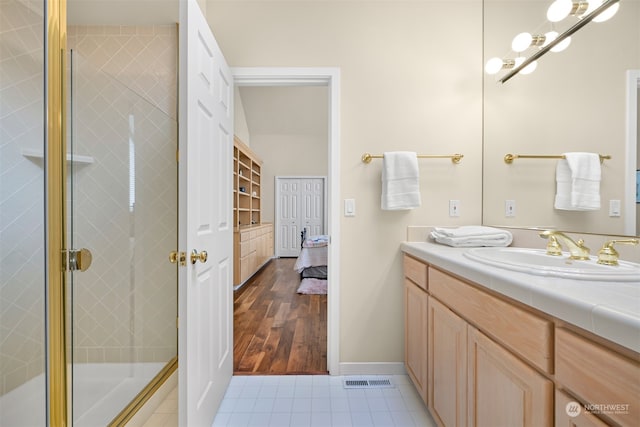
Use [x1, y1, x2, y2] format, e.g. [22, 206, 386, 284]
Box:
[401, 241, 640, 353]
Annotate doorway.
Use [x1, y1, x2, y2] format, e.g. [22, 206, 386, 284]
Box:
[233, 68, 341, 375]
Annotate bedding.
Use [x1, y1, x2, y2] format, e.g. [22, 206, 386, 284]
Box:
[294, 245, 327, 273]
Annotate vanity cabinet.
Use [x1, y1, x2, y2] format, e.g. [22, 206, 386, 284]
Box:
[555, 327, 640, 426]
[404, 255, 553, 427]
[467, 325, 552, 426]
[427, 297, 467, 427]
[403, 255, 428, 403]
[403, 253, 640, 427]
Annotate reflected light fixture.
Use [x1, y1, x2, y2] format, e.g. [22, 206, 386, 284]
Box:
[489, 0, 620, 83]
[547, 0, 619, 22]
[511, 32, 546, 53]
[485, 57, 516, 75]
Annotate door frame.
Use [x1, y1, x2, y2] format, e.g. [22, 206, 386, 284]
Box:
[624, 70, 639, 236]
[275, 176, 328, 257]
[233, 67, 340, 374]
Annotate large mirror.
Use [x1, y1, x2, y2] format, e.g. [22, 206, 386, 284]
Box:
[483, 0, 639, 236]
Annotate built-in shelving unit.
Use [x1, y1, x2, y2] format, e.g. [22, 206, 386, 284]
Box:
[233, 136, 273, 288]
[233, 136, 262, 228]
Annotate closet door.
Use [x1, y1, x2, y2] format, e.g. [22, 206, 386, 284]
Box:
[276, 179, 301, 257]
[301, 178, 324, 236]
[276, 177, 325, 257]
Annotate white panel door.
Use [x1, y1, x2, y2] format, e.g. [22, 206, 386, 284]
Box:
[276, 179, 300, 257]
[301, 178, 324, 236]
[276, 177, 325, 257]
[178, 1, 233, 425]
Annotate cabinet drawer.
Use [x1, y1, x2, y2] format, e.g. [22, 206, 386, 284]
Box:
[403, 255, 427, 290]
[240, 241, 250, 257]
[239, 231, 251, 242]
[429, 267, 553, 373]
[556, 328, 640, 426]
[555, 389, 608, 427]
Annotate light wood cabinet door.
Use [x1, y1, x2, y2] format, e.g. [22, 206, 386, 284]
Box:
[405, 280, 428, 403]
[428, 297, 467, 427]
[555, 390, 609, 427]
[468, 326, 553, 427]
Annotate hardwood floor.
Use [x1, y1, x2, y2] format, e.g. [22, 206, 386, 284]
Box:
[233, 258, 328, 375]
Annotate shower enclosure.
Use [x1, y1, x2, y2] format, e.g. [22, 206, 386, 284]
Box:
[1, 1, 178, 425]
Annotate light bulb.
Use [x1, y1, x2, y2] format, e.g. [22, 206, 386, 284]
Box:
[593, 2, 619, 22]
[583, 0, 600, 15]
[521, 61, 538, 74]
[485, 57, 505, 75]
[544, 31, 572, 52]
[547, 0, 573, 22]
[512, 32, 533, 52]
[552, 36, 572, 52]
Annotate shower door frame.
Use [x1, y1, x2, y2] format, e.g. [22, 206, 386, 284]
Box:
[46, 0, 69, 425]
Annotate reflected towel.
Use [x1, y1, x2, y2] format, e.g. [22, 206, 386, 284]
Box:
[429, 226, 513, 247]
[554, 152, 601, 211]
[381, 151, 421, 210]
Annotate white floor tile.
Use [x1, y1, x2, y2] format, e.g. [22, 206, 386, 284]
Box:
[144, 374, 435, 427]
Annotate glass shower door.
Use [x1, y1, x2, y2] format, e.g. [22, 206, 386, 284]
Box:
[67, 38, 178, 425]
[0, 0, 47, 425]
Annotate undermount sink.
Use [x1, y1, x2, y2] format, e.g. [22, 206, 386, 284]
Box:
[463, 247, 640, 282]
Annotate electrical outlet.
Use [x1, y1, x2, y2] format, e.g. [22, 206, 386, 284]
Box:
[449, 200, 460, 217]
[505, 200, 516, 217]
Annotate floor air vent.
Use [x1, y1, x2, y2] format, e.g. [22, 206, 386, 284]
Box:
[343, 378, 394, 389]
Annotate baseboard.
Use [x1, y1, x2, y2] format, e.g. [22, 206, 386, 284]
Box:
[337, 362, 406, 376]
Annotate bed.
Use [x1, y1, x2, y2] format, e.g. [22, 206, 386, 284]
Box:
[295, 230, 328, 294]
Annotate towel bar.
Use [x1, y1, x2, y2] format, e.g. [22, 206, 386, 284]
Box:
[361, 153, 464, 164]
[504, 153, 611, 164]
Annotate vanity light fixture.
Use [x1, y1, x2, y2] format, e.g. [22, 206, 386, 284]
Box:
[545, 31, 572, 52]
[496, 0, 619, 83]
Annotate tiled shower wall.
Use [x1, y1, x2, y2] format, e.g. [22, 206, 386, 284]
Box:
[1, 17, 179, 396]
[0, 0, 46, 396]
[68, 25, 178, 364]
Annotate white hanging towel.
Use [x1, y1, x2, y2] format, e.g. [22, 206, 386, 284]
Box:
[381, 151, 421, 210]
[554, 152, 601, 211]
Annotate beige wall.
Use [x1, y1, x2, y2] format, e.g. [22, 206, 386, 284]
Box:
[208, 0, 483, 366]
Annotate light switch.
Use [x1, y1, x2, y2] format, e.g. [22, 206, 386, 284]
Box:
[344, 199, 356, 217]
[609, 199, 621, 217]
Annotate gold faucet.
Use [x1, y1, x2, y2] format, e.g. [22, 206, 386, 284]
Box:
[539, 230, 590, 260]
[597, 239, 639, 266]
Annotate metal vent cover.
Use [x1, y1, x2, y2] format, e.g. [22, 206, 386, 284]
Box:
[343, 378, 394, 389]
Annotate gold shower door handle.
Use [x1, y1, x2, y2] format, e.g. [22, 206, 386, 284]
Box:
[190, 249, 208, 264]
[68, 248, 93, 272]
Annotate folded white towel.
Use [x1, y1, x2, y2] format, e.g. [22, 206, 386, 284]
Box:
[429, 226, 513, 248]
[381, 151, 421, 210]
[554, 152, 601, 211]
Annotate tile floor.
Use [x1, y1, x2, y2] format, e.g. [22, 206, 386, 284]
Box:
[143, 374, 436, 427]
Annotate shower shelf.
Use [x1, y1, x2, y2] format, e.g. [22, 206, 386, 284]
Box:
[22, 149, 94, 165]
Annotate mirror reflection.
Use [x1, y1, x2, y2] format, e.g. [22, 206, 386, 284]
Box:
[483, 0, 639, 237]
